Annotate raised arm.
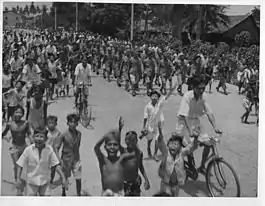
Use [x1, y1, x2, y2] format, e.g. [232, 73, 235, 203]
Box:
[94, 136, 106, 163]
[2, 123, 10, 139]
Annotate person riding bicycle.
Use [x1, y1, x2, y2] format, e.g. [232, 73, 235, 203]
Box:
[74, 56, 92, 110]
[20, 54, 42, 101]
[176, 75, 222, 175]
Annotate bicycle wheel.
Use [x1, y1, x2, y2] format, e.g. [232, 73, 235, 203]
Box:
[206, 158, 241, 197]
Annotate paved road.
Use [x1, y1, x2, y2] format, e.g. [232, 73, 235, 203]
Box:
[1, 75, 258, 197]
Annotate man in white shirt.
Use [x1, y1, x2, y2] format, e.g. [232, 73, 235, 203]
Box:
[74, 56, 92, 105]
[9, 49, 24, 72]
[176, 75, 222, 174]
[46, 42, 57, 57]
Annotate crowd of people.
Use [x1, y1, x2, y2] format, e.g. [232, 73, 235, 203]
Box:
[1, 26, 259, 196]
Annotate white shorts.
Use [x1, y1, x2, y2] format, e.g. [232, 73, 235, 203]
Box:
[27, 183, 50, 196]
[102, 189, 124, 196]
[176, 117, 204, 144]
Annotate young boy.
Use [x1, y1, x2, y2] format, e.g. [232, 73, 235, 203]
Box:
[157, 123, 199, 196]
[4, 80, 26, 122]
[55, 113, 82, 196]
[27, 87, 48, 131]
[119, 119, 150, 196]
[142, 81, 178, 161]
[2, 105, 33, 195]
[16, 127, 67, 196]
[94, 127, 135, 196]
[241, 88, 253, 124]
[46, 115, 61, 184]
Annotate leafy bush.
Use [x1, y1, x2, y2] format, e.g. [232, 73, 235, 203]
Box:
[235, 31, 251, 47]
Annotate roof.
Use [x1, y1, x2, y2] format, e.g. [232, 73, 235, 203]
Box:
[211, 15, 248, 33]
[222, 14, 259, 44]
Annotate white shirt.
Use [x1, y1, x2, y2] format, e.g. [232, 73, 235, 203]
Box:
[46, 45, 57, 55]
[16, 144, 60, 186]
[74, 63, 92, 85]
[22, 64, 41, 82]
[144, 96, 166, 133]
[177, 90, 212, 119]
[9, 57, 24, 71]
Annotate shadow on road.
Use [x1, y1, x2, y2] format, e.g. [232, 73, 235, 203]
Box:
[180, 180, 210, 197]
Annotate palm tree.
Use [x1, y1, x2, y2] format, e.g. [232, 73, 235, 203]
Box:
[36, 5, 41, 15]
[19, 7, 23, 15]
[30, 2, 37, 28]
[41, 4, 48, 28]
[24, 5, 29, 16]
[171, 4, 230, 40]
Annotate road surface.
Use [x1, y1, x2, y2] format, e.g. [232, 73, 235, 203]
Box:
[1, 75, 258, 197]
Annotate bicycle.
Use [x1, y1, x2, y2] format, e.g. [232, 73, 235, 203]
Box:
[75, 81, 88, 119]
[185, 134, 241, 197]
[75, 81, 92, 128]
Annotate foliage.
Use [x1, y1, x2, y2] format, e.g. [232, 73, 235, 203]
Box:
[235, 31, 251, 47]
[171, 5, 230, 39]
[251, 6, 260, 22]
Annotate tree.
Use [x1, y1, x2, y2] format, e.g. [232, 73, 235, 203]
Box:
[16, 5, 20, 13]
[42, 4, 48, 16]
[171, 4, 230, 40]
[12, 7, 17, 13]
[30, 2, 36, 16]
[251, 6, 260, 22]
[4, 7, 8, 12]
[36, 5, 41, 15]
[235, 31, 251, 47]
[19, 7, 23, 15]
[24, 5, 29, 16]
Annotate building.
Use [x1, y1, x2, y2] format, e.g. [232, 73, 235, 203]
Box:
[203, 14, 260, 45]
[3, 11, 24, 27]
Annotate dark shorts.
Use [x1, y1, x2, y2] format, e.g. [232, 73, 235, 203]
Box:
[124, 175, 142, 196]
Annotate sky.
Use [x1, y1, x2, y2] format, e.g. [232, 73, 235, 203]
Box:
[3, 2, 257, 15]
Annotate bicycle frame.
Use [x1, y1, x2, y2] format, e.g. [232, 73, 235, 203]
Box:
[204, 143, 223, 165]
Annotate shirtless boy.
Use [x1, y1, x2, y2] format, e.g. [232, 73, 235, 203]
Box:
[122, 131, 150, 196]
[2, 105, 32, 195]
[116, 117, 150, 196]
[94, 128, 134, 196]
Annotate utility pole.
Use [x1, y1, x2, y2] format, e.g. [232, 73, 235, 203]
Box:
[76, 3, 78, 32]
[55, 6, 57, 30]
[130, 3, 134, 41]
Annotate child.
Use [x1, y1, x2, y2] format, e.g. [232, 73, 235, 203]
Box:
[55, 113, 82, 196]
[27, 86, 48, 131]
[46, 115, 61, 184]
[16, 127, 67, 196]
[4, 80, 26, 122]
[241, 88, 253, 124]
[157, 124, 199, 197]
[142, 81, 178, 161]
[2, 105, 33, 195]
[94, 128, 135, 196]
[118, 117, 150, 196]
